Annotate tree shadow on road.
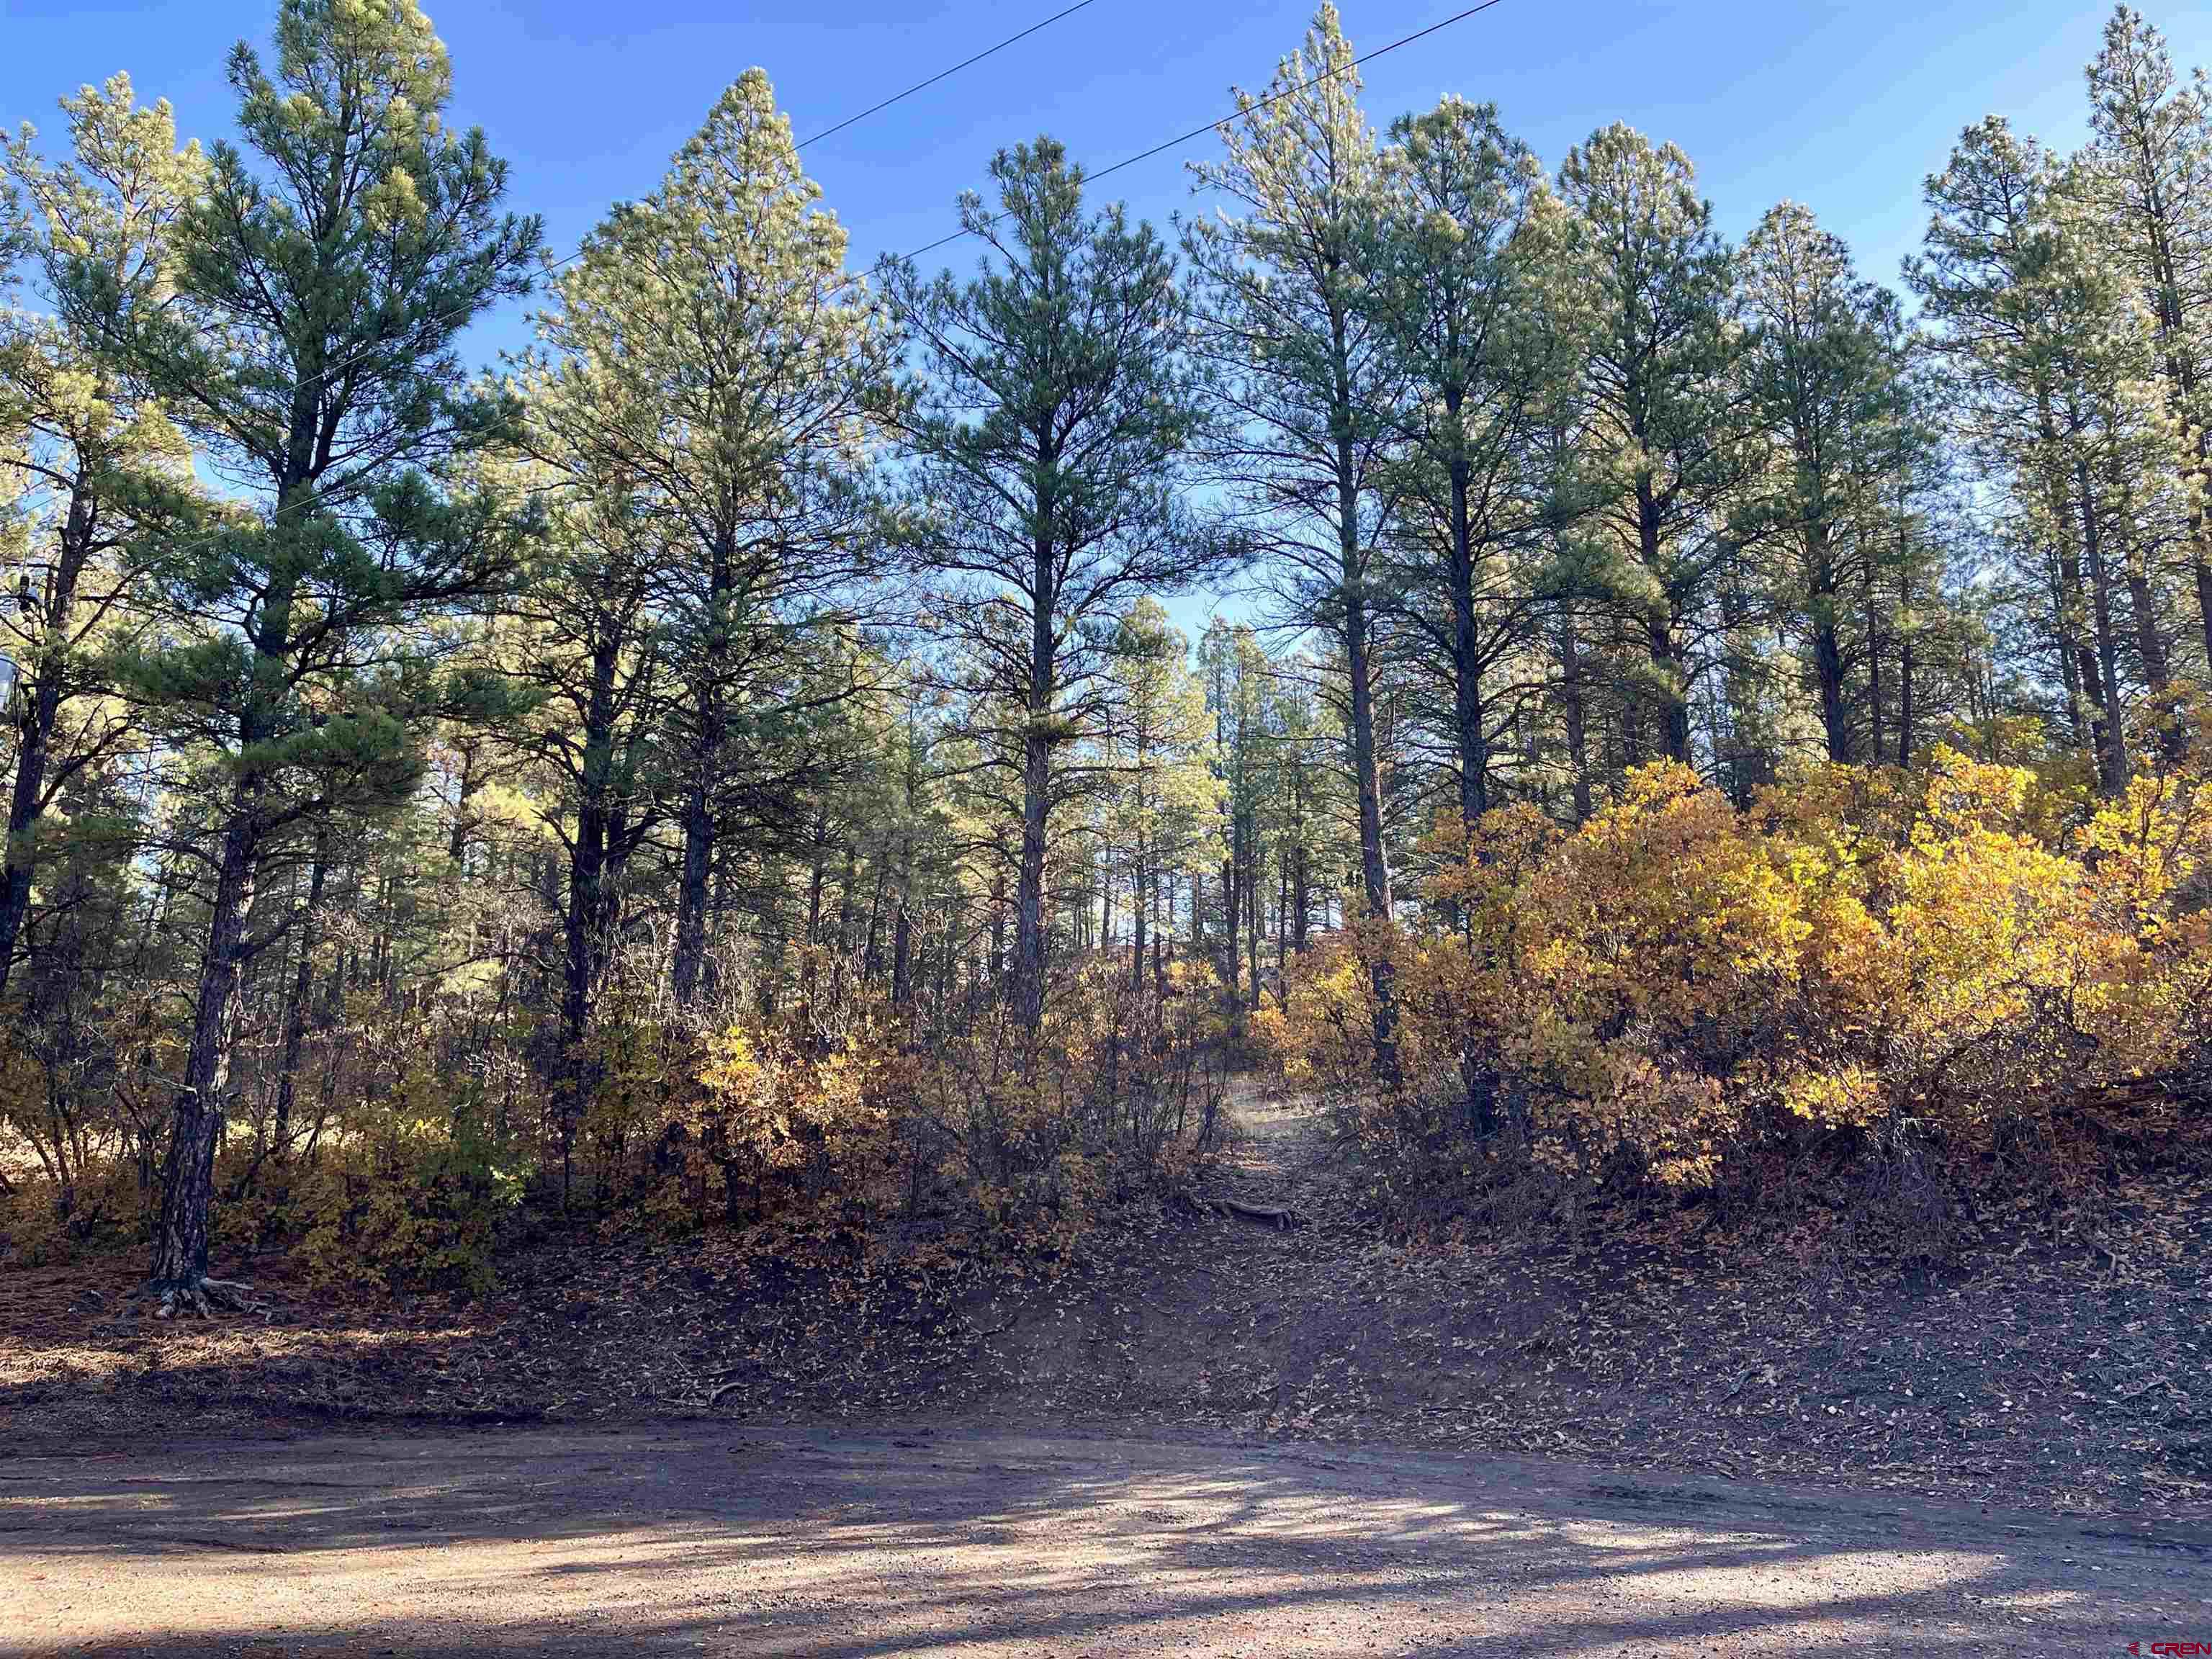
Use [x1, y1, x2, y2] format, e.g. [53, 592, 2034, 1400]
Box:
[5, 1426, 2185, 1656]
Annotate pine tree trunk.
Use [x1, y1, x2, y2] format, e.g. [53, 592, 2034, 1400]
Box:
[863, 865, 887, 981]
[673, 533, 737, 1009]
[448, 739, 480, 863]
[1637, 482, 1693, 764]
[2125, 545, 2170, 693]
[2052, 553, 2090, 751]
[1130, 837, 1148, 991]
[1557, 610, 1592, 824]
[1809, 524, 1853, 764]
[2077, 459, 2130, 795]
[1276, 845, 1289, 977]
[2193, 557, 2212, 682]
[0, 493, 92, 998]
[1097, 850, 1112, 954]
[1898, 561, 1917, 770]
[802, 824, 827, 1004]
[2132, 173, 2212, 678]
[1450, 457, 1489, 837]
[558, 828, 603, 1209]
[1012, 520, 1056, 1026]
[1223, 855, 1238, 1002]
[152, 809, 256, 1300]
[152, 411, 315, 1306]
[890, 898, 913, 1007]
[272, 840, 328, 1152]
[1864, 575, 1885, 766]
[1244, 856, 1261, 1012]
[1343, 516, 1399, 1088]
[556, 637, 624, 1204]
[1152, 870, 1168, 1001]
[672, 781, 712, 1008]
[0, 663, 61, 999]
[989, 864, 1006, 984]
[2033, 389, 2105, 768]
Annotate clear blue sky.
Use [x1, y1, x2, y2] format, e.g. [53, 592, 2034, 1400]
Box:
[7, 0, 2211, 623]
[12, 0, 2211, 311]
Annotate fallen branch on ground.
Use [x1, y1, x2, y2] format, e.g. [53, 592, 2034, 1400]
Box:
[1205, 1195, 1303, 1229]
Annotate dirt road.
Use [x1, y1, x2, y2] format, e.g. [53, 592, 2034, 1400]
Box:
[3, 1424, 2203, 1656]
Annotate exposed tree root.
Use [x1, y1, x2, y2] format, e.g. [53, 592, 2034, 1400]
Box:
[1206, 1195, 1303, 1230]
[147, 1275, 263, 1320]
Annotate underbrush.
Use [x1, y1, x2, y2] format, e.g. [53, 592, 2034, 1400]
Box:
[0, 952, 1233, 1291]
[1262, 715, 2212, 1262]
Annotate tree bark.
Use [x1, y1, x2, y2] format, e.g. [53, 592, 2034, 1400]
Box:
[1807, 523, 1853, 764]
[152, 810, 255, 1299]
[1897, 559, 1917, 770]
[673, 535, 737, 1010]
[1864, 570, 1884, 766]
[1556, 610, 1592, 824]
[271, 839, 328, 1152]
[153, 373, 328, 1303]
[1449, 454, 1491, 837]
[2076, 458, 2130, 795]
[1636, 480, 1693, 764]
[1012, 547, 1055, 1025]
[0, 491, 95, 999]
[1342, 495, 1398, 1088]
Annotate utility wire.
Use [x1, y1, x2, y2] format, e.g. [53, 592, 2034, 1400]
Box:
[886, 0, 1509, 269]
[163, 0, 1112, 406]
[343, 0, 1506, 385]
[795, 0, 1103, 152]
[112, 0, 1513, 552]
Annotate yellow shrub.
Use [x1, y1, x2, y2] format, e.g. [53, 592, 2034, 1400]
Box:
[282, 1061, 524, 1294]
[695, 1018, 898, 1219]
[1269, 744, 2212, 1216]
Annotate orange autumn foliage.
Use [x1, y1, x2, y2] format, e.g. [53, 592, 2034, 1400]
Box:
[1261, 724, 2212, 1223]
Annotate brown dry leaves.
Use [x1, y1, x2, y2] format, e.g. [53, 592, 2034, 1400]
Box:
[4, 1104, 2206, 1522]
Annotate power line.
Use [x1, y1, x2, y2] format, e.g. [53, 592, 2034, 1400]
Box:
[367, 0, 1506, 379]
[179, 0, 1113, 405]
[881, 0, 1509, 270]
[1102, 0, 1505, 189]
[116, 0, 1515, 558]
[795, 0, 1103, 152]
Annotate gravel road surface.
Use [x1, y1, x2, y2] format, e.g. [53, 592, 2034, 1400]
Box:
[4, 1424, 2206, 1655]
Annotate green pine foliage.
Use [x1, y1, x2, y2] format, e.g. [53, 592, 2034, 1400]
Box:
[1, 1, 2210, 1296]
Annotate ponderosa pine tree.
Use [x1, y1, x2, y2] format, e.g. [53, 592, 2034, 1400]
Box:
[1262, 651, 1340, 958]
[2084, 5, 2212, 670]
[2054, 163, 2193, 785]
[1365, 96, 1565, 832]
[1738, 201, 1910, 765]
[0, 77, 203, 997]
[1103, 598, 1216, 996]
[1184, 4, 1406, 1083]
[1198, 619, 1274, 1007]
[891, 138, 1218, 1027]
[64, 0, 539, 1312]
[491, 476, 668, 1194]
[1909, 119, 2152, 782]
[530, 70, 896, 1013]
[1553, 124, 1757, 768]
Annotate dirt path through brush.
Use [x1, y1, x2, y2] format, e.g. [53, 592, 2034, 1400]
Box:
[5, 1421, 2205, 1655]
[6, 1082, 2208, 1547]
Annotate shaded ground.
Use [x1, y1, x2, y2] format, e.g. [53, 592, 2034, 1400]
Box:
[4, 1423, 2207, 1655]
[4, 1089, 2208, 1522]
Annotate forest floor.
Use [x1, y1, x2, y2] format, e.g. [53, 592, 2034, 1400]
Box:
[4, 1087, 2209, 1532]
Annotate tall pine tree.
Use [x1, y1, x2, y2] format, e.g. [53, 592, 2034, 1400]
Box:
[68, 0, 539, 1311]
